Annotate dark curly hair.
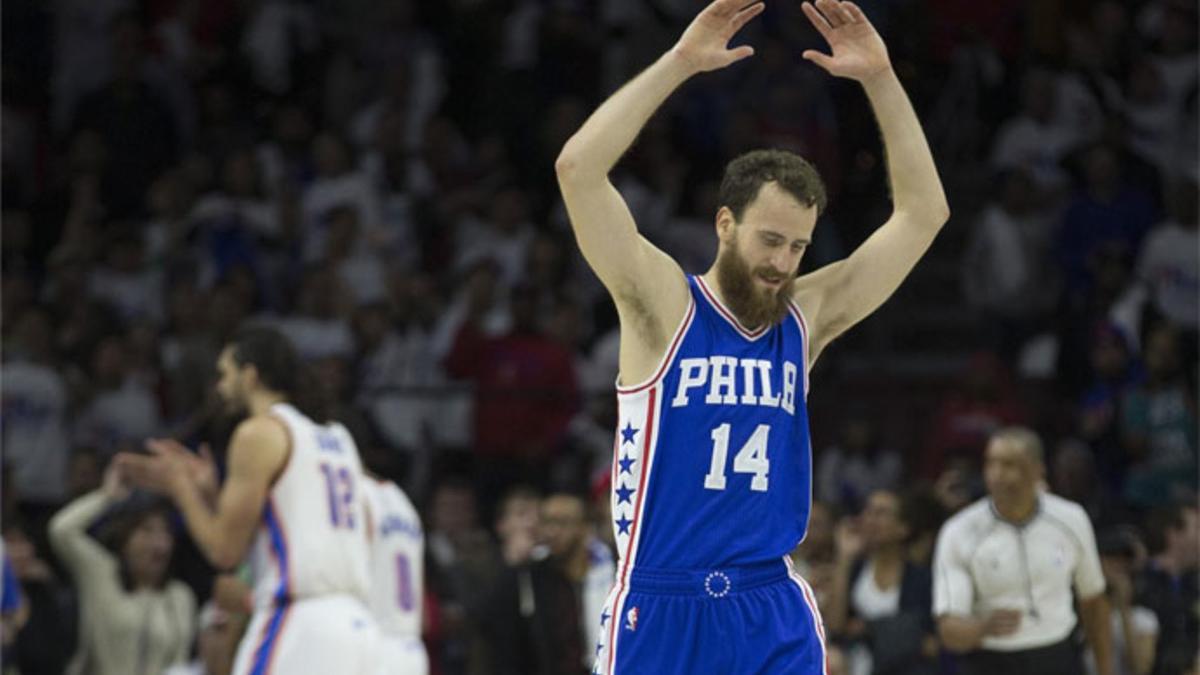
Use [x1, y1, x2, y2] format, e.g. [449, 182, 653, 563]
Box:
[718, 149, 828, 221]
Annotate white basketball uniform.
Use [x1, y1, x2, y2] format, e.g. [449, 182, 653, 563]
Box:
[362, 477, 429, 675]
[230, 403, 380, 675]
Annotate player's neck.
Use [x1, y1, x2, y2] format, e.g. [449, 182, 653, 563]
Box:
[992, 493, 1038, 525]
[872, 544, 904, 568]
[247, 390, 287, 417]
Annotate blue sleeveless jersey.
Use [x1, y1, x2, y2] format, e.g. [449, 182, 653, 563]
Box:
[610, 275, 812, 575]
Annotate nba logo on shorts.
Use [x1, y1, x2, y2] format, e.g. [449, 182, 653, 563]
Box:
[625, 607, 639, 632]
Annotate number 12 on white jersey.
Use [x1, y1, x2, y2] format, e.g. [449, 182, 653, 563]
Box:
[704, 423, 770, 492]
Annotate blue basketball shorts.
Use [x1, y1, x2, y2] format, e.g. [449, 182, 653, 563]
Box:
[591, 558, 828, 674]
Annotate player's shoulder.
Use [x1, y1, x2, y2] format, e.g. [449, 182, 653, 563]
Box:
[233, 413, 290, 447]
[384, 481, 421, 518]
[941, 498, 994, 536]
[366, 476, 418, 511]
[1040, 493, 1092, 531]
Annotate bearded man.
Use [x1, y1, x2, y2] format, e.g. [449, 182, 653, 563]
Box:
[554, 0, 950, 672]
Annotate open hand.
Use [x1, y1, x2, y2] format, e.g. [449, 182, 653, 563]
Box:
[834, 518, 866, 562]
[672, 0, 765, 74]
[115, 438, 195, 497]
[801, 0, 891, 81]
[101, 460, 131, 501]
[183, 443, 220, 501]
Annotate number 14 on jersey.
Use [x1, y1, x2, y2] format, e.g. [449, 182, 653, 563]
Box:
[704, 423, 770, 492]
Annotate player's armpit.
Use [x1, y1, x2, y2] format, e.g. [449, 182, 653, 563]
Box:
[794, 209, 943, 362]
[791, 261, 842, 368]
[557, 170, 690, 380]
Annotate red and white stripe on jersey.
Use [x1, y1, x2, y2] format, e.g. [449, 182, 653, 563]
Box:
[784, 555, 829, 675]
[599, 296, 694, 674]
[694, 276, 769, 341]
[694, 275, 811, 396]
[786, 301, 811, 398]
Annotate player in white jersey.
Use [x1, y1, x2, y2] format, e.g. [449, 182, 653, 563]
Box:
[361, 475, 429, 675]
[118, 326, 380, 675]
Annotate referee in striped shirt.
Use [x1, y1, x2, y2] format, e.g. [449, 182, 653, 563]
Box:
[933, 427, 1114, 675]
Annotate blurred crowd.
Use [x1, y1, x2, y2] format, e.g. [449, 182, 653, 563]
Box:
[1, 0, 1196, 674]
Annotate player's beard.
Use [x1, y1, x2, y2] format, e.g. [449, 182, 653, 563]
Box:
[715, 239, 795, 330]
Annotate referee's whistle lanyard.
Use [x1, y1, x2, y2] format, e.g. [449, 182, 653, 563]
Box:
[991, 497, 1042, 621]
[1015, 531, 1040, 621]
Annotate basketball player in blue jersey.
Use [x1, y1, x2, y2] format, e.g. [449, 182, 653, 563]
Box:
[556, 0, 949, 672]
[118, 327, 381, 675]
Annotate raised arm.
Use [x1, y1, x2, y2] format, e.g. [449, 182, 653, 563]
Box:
[48, 465, 127, 578]
[792, 0, 950, 363]
[556, 0, 762, 374]
[118, 417, 289, 570]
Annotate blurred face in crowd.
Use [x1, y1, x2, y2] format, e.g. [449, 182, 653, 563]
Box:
[325, 208, 360, 260]
[299, 268, 346, 319]
[431, 484, 477, 536]
[1000, 170, 1036, 216]
[1167, 180, 1198, 228]
[1090, 326, 1129, 380]
[11, 308, 53, 363]
[215, 346, 254, 414]
[1143, 324, 1181, 381]
[123, 512, 175, 588]
[312, 357, 350, 399]
[488, 188, 528, 234]
[1084, 146, 1120, 194]
[1051, 442, 1095, 501]
[67, 450, 102, 498]
[313, 134, 351, 177]
[492, 492, 540, 542]
[353, 304, 390, 350]
[1022, 70, 1057, 123]
[1127, 59, 1167, 105]
[1099, 546, 1135, 589]
[4, 527, 42, 580]
[715, 183, 815, 329]
[539, 495, 588, 560]
[796, 500, 836, 563]
[840, 416, 876, 456]
[860, 491, 909, 551]
[1169, 507, 1200, 568]
[222, 152, 260, 197]
[984, 436, 1043, 511]
[527, 234, 565, 287]
[92, 337, 129, 387]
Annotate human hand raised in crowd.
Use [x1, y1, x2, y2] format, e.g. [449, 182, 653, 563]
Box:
[4, 531, 55, 584]
[101, 459, 131, 501]
[834, 518, 865, 563]
[670, 0, 764, 75]
[800, 0, 892, 82]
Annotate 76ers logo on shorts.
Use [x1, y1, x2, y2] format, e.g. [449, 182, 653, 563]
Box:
[625, 606, 639, 632]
